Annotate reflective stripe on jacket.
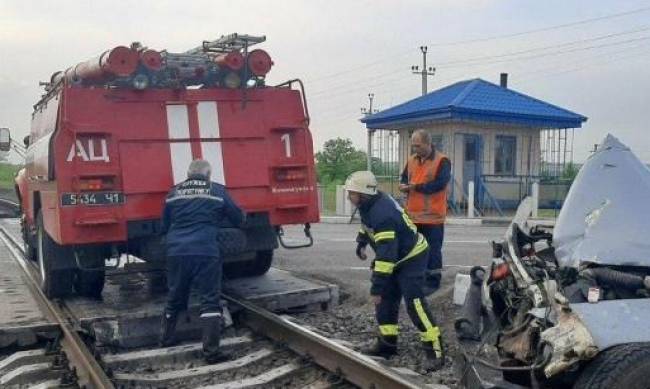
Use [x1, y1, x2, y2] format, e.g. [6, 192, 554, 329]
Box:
[356, 192, 429, 295]
[161, 175, 244, 257]
[406, 151, 449, 225]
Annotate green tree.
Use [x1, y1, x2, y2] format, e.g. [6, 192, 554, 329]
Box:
[561, 162, 580, 182]
[315, 138, 367, 184]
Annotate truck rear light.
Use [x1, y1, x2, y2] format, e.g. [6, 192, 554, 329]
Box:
[132, 74, 149, 90]
[78, 177, 114, 191]
[275, 169, 306, 181]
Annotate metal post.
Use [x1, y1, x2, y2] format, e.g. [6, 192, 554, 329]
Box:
[422, 46, 428, 95]
[362, 93, 377, 171]
[532, 182, 539, 218]
[411, 46, 435, 96]
[367, 130, 373, 171]
[468, 181, 475, 218]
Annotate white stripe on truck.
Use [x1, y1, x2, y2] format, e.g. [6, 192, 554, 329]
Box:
[166, 105, 193, 185]
[197, 102, 226, 185]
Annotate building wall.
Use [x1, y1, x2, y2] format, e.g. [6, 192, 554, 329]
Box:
[396, 122, 541, 199]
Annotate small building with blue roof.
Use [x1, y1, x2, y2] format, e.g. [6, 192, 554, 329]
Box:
[360, 75, 587, 211]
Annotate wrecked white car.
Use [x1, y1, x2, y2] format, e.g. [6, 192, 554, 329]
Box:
[456, 134, 650, 389]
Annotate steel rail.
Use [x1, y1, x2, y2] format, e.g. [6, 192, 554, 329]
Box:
[224, 295, 423, 389]
[1, 220, 422, 388]
[0, 225, 115, 389]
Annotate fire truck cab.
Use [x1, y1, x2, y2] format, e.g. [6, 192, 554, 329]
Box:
[10, 35, 319, 298]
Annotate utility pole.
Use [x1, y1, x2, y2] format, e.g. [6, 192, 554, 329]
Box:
[361, 93, 378, 171]
[411, 46, 435, 96]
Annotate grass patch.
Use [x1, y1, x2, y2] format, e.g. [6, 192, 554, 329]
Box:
[0, 163, 20, 190]
[537, 208, 561, 219]
[320, 184, 338, 214]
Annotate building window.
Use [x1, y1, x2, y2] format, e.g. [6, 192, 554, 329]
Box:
[495, 135, 516, 175]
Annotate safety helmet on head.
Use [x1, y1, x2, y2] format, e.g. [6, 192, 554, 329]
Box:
[345, 171, 378, 195]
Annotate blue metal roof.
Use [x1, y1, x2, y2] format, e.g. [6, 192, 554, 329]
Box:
[361, 78, 587, 129]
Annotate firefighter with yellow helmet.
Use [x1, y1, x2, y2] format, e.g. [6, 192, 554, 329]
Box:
[345, 170, 444, 368]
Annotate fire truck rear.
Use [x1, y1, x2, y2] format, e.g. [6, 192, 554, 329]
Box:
[11, 34, 319, 298]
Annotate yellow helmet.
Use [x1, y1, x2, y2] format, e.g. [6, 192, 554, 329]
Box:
[345, 171, 378, 195]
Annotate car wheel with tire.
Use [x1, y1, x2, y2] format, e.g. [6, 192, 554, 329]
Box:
[574, 343, 650, 389]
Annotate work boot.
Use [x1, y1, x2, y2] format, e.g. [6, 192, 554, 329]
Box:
[362, 336, 398, 359]
[422, 338, 445, 371]
[159, 313, 178, 347]
[201, 315, 231, 364]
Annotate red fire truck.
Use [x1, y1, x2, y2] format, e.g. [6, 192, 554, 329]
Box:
[6, 34, 318, 298]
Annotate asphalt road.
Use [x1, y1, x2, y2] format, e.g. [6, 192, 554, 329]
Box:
[274, 223, 507, 303]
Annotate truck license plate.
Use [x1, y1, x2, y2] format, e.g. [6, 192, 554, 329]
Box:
[61, 192, 125, 206]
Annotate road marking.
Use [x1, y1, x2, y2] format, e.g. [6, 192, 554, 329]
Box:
[348, 264, 482, 271]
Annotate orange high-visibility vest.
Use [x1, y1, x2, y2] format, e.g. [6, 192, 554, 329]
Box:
[406, 151, 449, 225]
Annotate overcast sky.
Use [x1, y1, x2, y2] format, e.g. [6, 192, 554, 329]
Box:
[1, 0, 650, 163]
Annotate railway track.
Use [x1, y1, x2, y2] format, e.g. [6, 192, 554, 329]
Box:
[0, 222, 432, 389]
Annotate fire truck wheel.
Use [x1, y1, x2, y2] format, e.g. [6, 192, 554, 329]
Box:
[223, 250, 273, 278]
[74, 255, 105, 298]
[36, 211, 74, 298]
[21, 217, 36, 261]
[248, 250, 273, 276]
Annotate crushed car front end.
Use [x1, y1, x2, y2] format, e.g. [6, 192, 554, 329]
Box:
[456, 134, 650, 389]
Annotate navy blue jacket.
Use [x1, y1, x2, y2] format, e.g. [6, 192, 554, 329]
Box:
[161, 175, 244, 257]
[356, 192, 429, 295]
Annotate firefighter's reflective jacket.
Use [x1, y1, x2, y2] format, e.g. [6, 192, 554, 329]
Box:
[356, 191, 429, 295]
[161, 174, 244, 257]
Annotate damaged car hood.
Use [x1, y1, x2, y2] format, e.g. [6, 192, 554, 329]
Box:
[570, 299, 650, 350]
[553, 134, 650, 268]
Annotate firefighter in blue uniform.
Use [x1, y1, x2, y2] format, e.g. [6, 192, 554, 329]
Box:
[159, 159, 245, 364]
[346, 170, 444, 368]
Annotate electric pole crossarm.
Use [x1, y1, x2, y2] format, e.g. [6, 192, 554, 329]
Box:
[411, 46, 435, 96]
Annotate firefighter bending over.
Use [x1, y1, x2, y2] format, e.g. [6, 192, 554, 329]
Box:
[346, 171, 444, 369]
[159, 159, 245, 363]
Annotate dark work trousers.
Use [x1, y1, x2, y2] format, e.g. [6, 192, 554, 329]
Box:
[165, 255, 222, 318]
[375, 250, 440, 343]
[417, 224, 444, 288]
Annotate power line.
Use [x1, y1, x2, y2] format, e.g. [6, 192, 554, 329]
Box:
[427, 5, 650, 47]
[313, 42, 650, 126]
[308, 26, 650, 103]
[304, 5, 650, 85]
[435, 25, 650, 67]
[437, 35, 650, 69]
[516, 45, 650, 83]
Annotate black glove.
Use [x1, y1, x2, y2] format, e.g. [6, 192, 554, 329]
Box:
[356, 243, 368, 260]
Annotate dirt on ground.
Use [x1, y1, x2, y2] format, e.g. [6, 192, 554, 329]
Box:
[293, 273, 463, 388]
